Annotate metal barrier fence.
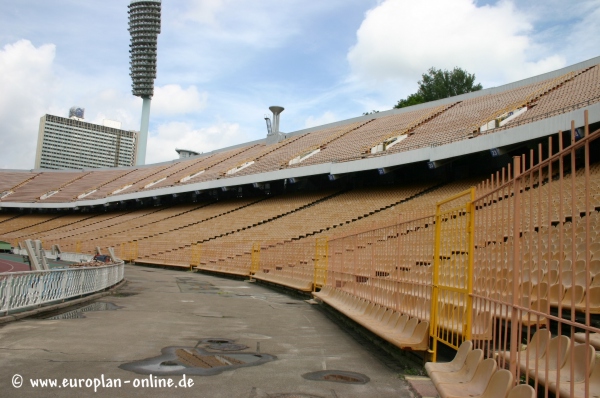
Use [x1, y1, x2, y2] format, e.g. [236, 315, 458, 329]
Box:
[471, 112, 600, 397]
[0, 261, 124, 315]
[50, 110, 597, 396]
[327, 215, 435, 321]
[429, 188, 476, 361]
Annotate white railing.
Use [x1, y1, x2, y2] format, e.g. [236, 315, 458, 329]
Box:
[0, 262, 124, 315]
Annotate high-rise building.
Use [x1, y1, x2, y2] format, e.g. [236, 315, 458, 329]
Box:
[128, 0, 161, 166]
[34, 111, 138, 170]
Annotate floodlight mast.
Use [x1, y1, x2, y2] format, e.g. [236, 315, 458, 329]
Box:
[128, 0, 161, 165]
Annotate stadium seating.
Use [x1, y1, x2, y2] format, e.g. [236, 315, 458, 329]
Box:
[1, 60, 600, 398]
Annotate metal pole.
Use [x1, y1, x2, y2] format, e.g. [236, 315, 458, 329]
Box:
[136, 97, 151, 165]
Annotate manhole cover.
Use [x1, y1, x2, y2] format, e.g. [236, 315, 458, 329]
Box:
[119, 346, 276, 376]
[42, 302, 122, 320]
[302, 370, 370, 384]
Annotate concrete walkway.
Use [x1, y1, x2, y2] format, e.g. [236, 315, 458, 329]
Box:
[0, 265, 419, 398]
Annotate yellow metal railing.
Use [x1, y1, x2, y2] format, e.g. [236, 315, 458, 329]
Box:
[190, 243, 202, 269]
[250, 242, 261, 275]
[429, 187, 475, 361]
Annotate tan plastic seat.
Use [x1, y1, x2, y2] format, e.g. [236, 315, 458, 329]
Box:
[506, 384, 535, 398]
[425, 340, 473, 375]
[548, 343, 595, 391]
[435, 358, 497, 398]
[530, 335, 571, 383]
[498, 329, 550, 370]
[559, 356, 600, 398]
[430, 349, 484, 385]
[574, 332, 600, 349]
[395, 317, 419, 340]
[447, 369, 513, 398]
[476, 369, 513, 398]
[521, 329, 551, 365]
[398, 321, 429, 351]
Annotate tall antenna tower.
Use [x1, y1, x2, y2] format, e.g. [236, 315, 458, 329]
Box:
[128, 0, 161, 165]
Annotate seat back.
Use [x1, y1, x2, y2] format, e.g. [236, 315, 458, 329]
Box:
[507, 384, 535, 398]
[478, 369, 513, 398]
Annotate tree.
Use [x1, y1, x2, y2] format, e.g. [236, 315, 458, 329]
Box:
[394, 67, 482, 109]
[362, 110, 380, 116]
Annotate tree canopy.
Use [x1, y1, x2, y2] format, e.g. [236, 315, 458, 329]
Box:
[394, 67, 482, 109]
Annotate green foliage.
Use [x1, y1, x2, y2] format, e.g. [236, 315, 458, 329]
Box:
[363, 110, 380, 116]
[394, 67, 482, 109]
[394, 93, 425, 109]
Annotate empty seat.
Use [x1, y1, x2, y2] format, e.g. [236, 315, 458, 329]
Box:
[430, 349, 484, 385]
[425, 340, 473, 375]
[506, 384, 535, 398]
[435, 358, 497, 398]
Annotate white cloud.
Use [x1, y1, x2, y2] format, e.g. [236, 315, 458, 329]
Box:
[152, 84, 208, 116]
[146, 120, 246, 164]
[347, 0, 566, 92]
[304, 111, 337, 128]
[0, 40, 57, 169]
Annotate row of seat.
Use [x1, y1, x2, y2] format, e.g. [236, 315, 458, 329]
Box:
[497, 329, 599, 398]
[313, 286, 429, 351]
[426, 341, 535, 398]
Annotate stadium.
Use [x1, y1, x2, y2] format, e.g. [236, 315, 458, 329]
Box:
[1, 49, 600, 397]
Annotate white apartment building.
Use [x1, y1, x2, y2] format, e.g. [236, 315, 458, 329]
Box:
[34, 113, 138, 170]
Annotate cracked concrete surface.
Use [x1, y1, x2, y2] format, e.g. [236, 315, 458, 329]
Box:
[0, 265, 415, 398]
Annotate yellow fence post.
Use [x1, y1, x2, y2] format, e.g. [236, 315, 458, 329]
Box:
[313, 237, 328, 291]
[429, 187, 476, 362]
[250, 242, 260, 275]
[133, 241, 138, 263]
[191, 243, 202, 271]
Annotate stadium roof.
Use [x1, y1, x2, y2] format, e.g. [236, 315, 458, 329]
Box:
[1, 55, 599, 210]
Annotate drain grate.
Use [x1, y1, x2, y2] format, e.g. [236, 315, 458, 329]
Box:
[301, 370, 370, 384]
[199, 338, 234, 344]
[197, 338, 248, 351]
[208, 343, 248, 351]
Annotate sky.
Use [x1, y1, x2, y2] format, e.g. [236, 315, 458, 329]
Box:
[0, 0, 598, 169]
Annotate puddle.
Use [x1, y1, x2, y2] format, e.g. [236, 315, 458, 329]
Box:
[120, 346, 275, 376]
[41, 302, 122, 320]
[176, 278, 221, 294]
[302, 370, 370, 384]
[267, 395, 325, 398]
[112, 292, 138, 297]
[240, 333, 272, 340]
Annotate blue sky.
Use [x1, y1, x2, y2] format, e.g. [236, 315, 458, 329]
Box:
[0, 0, 598, 168]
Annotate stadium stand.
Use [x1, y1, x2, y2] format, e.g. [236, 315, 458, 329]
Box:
[2, 57, 600, 397]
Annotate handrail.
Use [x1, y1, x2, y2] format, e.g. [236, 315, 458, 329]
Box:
[0, 262, 124, 315]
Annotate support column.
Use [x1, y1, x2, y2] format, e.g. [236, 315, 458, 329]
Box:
[136, 96, 151, 165]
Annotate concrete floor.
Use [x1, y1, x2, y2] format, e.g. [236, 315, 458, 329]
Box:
[0, 265, 417, 398]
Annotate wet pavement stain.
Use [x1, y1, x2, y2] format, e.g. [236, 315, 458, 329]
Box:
[40, 302, 122, 320]
[119, 346, 276, 376]
[302, 370, 370, 385]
